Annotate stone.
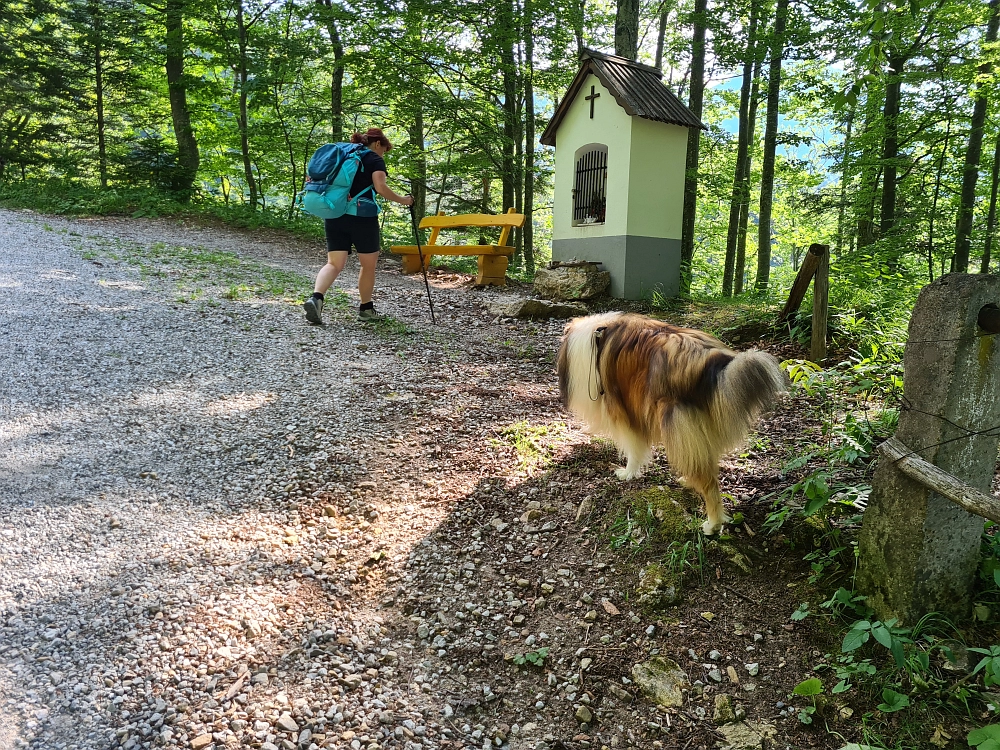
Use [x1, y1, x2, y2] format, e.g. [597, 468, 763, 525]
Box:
[575, 496, 595, 522]
[715, 721, 777, 750]
[713, 694, 738, 724]
[745, 663, 759, 676]
[636, 563, 681, 610]
[574, 705, 593, 723]
[488, 298, 588, 320]
[191, 734, 214, 750]
[275, 714, 299, 733]
[631, 657, 688, 708]
[858, 274, 1000, 623]
[608, 685, 633, 703]
[533, 264, 610, 301]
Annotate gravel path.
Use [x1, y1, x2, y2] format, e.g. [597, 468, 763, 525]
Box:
[1, 208, 821, 750]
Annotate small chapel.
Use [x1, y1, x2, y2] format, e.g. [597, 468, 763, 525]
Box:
[540, 49, 705, 300]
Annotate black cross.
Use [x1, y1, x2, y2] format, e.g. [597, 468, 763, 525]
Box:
[585, 85, 600, 119]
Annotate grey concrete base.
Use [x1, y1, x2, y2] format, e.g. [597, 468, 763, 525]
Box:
[552, 235, 680, 300]
[857, 274, 1000, 624]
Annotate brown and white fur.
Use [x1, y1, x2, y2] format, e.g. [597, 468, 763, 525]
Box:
[557, 312, 787, 535]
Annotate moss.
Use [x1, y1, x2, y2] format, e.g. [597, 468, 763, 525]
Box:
[628, 486, 696, 545]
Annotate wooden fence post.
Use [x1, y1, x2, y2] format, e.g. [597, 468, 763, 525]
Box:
[857, 274, 1000, 624]
[810, 250, 829, 362]
[777, 243, 829, 324]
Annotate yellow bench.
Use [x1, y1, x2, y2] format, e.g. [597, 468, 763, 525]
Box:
[390, 208, 526, 286]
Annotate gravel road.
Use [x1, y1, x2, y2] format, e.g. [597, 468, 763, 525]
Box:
[2, 208, 806, 750]
[0, 207, 573, 750]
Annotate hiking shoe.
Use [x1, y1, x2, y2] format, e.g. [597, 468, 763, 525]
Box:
[303, 295, 324, 324]
[358, 306, 380, 322]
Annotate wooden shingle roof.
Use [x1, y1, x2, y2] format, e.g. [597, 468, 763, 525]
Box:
[539, 49, 705, 147]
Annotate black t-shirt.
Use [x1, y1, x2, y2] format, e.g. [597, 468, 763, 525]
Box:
[350, 149, 387, 199]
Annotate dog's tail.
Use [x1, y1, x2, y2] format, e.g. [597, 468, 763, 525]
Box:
[710, 350, 787, 452]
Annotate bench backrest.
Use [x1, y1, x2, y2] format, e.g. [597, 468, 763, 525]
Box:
[419, 207, 526, 247]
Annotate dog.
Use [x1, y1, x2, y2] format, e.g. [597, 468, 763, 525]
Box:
[557, 312, 787, 535]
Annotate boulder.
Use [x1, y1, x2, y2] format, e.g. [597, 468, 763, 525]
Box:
[533, 263, 610, 300]
[631, 656, 688, 707]
[489, 297, 588, 320]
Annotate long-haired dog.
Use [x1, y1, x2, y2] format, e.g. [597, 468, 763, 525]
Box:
[557, 312, 787, 535]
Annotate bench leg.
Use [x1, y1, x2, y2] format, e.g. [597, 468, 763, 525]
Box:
[476, 255, 508, 286]
[400, 253, 432, 275]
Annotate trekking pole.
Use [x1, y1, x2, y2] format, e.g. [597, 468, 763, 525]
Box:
[408, 202, 436, 325]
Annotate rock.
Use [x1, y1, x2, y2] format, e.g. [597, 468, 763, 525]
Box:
[631, 657, 689, 708]
[275, 714, 299, 733]
[488, 297, 588, 320]
[713, 694, 738, 724]
[608, 685, 634, 703]
[574, 705, 593, 723]
[715, 721, 777, 750]
[636, 563, 681, 610]
[323, 505, 337, 517]
[745, 663, 759, 676]
[708, 669, 723, 682]
[191, 734, 214, 750]
[709, 650, 722, 661]
[575, 496, 595, 522]
[533, 264, 610, 301]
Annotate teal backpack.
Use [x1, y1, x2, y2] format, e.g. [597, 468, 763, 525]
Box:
[300, 143, 380, 219]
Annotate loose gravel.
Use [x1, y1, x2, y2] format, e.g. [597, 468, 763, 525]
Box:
[1, 207, 834, 750]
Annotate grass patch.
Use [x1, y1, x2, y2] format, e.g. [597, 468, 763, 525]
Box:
[495, 420, 569, 475]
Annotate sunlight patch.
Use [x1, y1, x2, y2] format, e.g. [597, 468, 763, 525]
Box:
[203, 392, 276, 417]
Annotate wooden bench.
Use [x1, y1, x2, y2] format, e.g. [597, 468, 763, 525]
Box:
[390, 208, 526, 286]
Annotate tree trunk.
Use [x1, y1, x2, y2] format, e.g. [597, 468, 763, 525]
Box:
[981, 130, 1000, 274]
[235, 0, 257, 209]
[615, 0, 640, 59]
[855, 87, 882, 249]
[498, 0, 517, 215]
[755, 0, 788, 291]
[408, 108, 426, 222]
[954, 0, 1000, 271]
[314, 0, 345, 141]
[88, 0, 107, 188]
[164, 0, 200, 199]
[679, 0, 707, 295]
[928, 117, 952, 281]
[722, 0, 758, 296]
[654, 2, 672, 71]
[878, 51, 906, 240]
[734, 56, 763, 295]
[573, 0, 585, 55]
[522, 0, 536, 274]
[834, 105, 854, 257]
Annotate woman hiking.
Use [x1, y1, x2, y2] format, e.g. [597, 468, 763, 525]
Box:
[303, 128, 413, 324]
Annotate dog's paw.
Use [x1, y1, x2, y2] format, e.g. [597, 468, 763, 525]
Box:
[615, 466, 641, 481]
[701, 515, 732, 536]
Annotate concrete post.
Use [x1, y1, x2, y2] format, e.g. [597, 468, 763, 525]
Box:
[858, 273, 1000, 624]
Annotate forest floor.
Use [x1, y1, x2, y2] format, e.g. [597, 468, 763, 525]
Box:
[0, 207, 968, 750]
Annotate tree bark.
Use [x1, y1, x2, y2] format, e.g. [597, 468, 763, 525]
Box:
[834, 105, 854, 257]
[722, 0, 758, 296]
[408, 108, 426, 222]
[522, 0, 536, 273]
[654, 2, 672, 71]
[164, 0, 200, 199]
[981, 129, 1000, 274]
[315, 0, 346, 142]
[954, 0, 1000, 271]
[928, 115, 952, 281]
[615, 0, 640, 59]
[734, 56, 763, 295]
[755, 0, 789, 291]
[235, 0, 257, 209]
[878, 51, 906, 240]
[679, 0, 707, 295]
[498, 0, 517, 216]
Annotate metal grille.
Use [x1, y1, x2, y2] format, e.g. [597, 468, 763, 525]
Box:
[572, 149, 607, 224]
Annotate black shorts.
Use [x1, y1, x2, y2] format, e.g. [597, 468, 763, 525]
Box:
[324, 215, 380, 254]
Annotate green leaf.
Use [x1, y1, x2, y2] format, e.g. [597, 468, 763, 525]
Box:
[871, 623, 892, 649]
[842, 627, 870, 653]
[969, 725, 1000, 747]
[890, 639, 906, 668]
[876, 688, 909, 713]
[793, 678, 824, 696]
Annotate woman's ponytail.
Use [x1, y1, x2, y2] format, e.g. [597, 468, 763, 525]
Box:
[350, 128, 392, 151]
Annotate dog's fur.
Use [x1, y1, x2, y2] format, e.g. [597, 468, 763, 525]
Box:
[557, 312, 787, 534]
